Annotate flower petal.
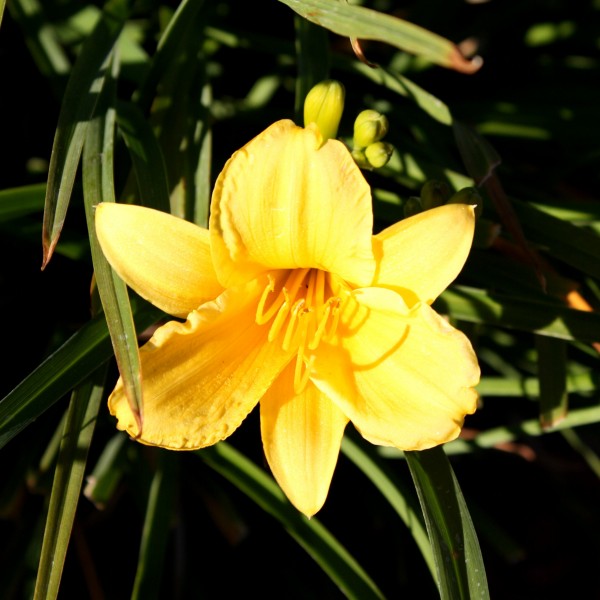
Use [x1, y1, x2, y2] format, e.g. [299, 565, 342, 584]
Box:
[372, 204, 475, 306]
[260, 362, 348, 517]
[96, 203, 223, 318]
[108, 277, 294, 449]
[312, 287, 479, 450]
[210, 119, 375, 288]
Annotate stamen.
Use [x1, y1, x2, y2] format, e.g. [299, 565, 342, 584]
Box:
[286, 268, 310, 303]
[282, 299, 305, 351]
[256, 274, 281, 325]
[308, 301, 331, 350]
[324, 297, 342, 340]
[256, 269, 344, 375]
[267, 288, 291, 342]
[293, 352, 315, 394]
[293, 325, 316, 394]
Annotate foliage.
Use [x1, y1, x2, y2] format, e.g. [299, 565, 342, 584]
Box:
[1, 0, 599, 598]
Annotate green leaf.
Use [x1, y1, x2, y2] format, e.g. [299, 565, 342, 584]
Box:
[199, 442, 385, 600]
[339, 59, 453, 126]
[0, 184, 46, 222]
[278, 0, 481, 74]
[0, 299, 161, 450]
[84, 433, 128, 508]
[131, 452, 177, 600]
[536, 336, 569, 429]
[378, 405, 600, 457]
[83, 57, 145, 429]
[438, 286, 600, 342]
[42, 0, 129, 267]
[294, 15, 330, 123]
[33, 368, 105, 600]
[115, 101, 171, 213]
[7, 0, 70, 88]
[405, 447, 489, 600]
[341, 436, 435, 579]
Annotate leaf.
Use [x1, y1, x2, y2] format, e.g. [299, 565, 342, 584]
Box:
[83, 58, 145, 431]
[199, 442, 385, 600]
[341, 436, 435, 579]
[0, 298, 161, 450]
[33, 369, 105, 600]
[294, 15, 330, 122]
[115, 102, 171, 213]
[131, 452, 177, 600]
[42, 0, 129, 267]
[536, 336, 569, 429]
[438, 286, 600, 343]
[0, 184, 46, 222]
[405, 447, 489, 600]
[278, 0, 481, 74]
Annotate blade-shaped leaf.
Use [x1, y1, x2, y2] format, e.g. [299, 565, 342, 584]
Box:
[115, 101, 171, 213]
[438, 286, 600, 342]
[199, 442, 385, 600]
[294, 15, 330, 122]
[536, 336, 569, 429]
[33, 368, 105, 600]
[83, 56, 144, 430]
[0, 184, 46, 222]
[405, 447, 489, 600]
[278, 0, 481, 74]
[42, 0, 129, 267]
[341, 436, 435, 579]
[0, 298, 161, 450]
[131, 452, 177, 600]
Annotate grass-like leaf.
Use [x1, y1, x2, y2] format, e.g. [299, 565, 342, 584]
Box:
[0, 184, 46, 222]
[33, 368, 105, 600]
[405, 447, 489, 600]
[83, 58, 145, 430]
[279, 0, 481, 74]
[131, 452, 177, 600]
[536, 336, 569, 428]
[42, 0, 128, 267]
[199, 442, 385, 600]
[0, 298, 161, 450]
[438, 286, 600, 342]
[341, 436, 435, 579]
[116, 102, 171, 213]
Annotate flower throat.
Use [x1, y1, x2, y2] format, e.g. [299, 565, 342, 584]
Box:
[256, 268, 342, 393]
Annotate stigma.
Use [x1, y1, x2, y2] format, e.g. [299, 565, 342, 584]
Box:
[256, 269, 342, 393]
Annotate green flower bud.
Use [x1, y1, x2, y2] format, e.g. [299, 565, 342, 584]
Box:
[420, 179, 451, 210]
[364, 141, 394, 169]
[353, 109, 389, 149]
[303, 80, 345, 142]
[447, 186, 483, 218]
[403, 196, 422, 218]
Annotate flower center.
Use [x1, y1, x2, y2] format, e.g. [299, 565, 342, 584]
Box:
[255, 268, 342, 394]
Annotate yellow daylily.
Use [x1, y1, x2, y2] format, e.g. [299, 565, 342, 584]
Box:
[96, 119, 479, 517]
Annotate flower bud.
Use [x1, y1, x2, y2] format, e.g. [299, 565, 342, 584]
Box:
[364, 141, 394, 169]
[353, 109, 389, 149]
[420, 179, 451, 210]
[303, 80, 345, 142]
[447, 186, 483, 218]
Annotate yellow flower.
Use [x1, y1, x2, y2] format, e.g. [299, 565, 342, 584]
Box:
[96, 119, 479, 517]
